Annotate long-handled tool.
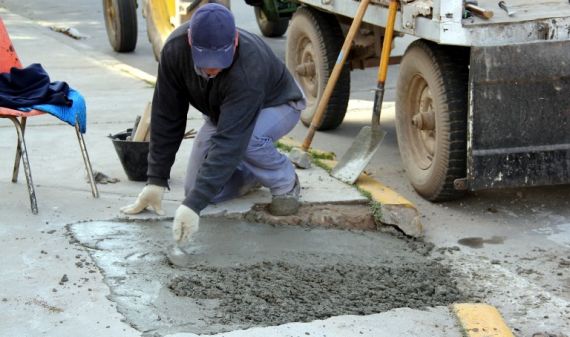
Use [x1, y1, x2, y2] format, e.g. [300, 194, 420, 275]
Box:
[289, 0, 371, 169]
[330, 0, 398, 184]
[465, 1, 494, 19]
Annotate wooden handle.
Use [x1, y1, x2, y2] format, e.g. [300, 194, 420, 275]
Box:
[301, 0, 371, 151]
[377, 0, 398, 84]
[465, 3, 494, 19]
[133, 101, 152, 142]
[372, 0, 398, 127]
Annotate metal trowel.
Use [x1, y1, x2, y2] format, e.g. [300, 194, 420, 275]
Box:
[167, 244, 198, 267]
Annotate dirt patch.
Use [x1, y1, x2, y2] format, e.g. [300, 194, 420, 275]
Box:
[169, 260, 464, 327]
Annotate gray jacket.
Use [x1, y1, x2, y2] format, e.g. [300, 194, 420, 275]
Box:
[147, 24, 304, 213]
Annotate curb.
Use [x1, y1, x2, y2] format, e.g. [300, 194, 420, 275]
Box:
[453, 303, 515, 337]
[278, 137, 423, 238]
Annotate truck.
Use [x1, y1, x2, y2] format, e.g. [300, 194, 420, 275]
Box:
[102, 0, 291, 60]
[103, 0, 570, 201]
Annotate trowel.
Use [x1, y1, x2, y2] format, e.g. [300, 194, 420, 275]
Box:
[167, 244, 198, 268]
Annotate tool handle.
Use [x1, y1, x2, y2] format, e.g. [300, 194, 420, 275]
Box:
[372, 0, 398, 127]
[465, 3, 494, 19]
[302, 0, 370, 151]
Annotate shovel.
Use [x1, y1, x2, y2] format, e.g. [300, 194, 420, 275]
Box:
[289, 0, 371, 169]
[330, 0, 399, 185]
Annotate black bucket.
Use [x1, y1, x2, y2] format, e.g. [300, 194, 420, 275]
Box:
[109, 129, 149, 181]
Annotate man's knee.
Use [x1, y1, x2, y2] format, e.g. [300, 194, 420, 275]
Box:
[245, 135, 283, 166]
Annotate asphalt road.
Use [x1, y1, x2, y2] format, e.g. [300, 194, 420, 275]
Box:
[1, 1, 569, 333]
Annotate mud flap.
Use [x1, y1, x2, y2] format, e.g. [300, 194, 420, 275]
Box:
[467, 40, 570, 190]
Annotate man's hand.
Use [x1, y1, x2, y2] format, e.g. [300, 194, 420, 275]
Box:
[120, 185, 166, 215]
[172, 205, 200, 244]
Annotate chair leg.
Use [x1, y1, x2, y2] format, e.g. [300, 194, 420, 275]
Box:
[75, 123, 99, 198]
[11, 116, 27, 183]
[8, 116, 38, 214]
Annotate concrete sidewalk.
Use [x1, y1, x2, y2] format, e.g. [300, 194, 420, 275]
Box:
[0, 9, 475, 337]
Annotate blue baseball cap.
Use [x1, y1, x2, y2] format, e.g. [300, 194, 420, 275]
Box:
[188, 3, 236, 69]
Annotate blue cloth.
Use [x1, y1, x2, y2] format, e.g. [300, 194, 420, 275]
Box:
[0, 63, 69, 108]
[19, 89, 87, 134]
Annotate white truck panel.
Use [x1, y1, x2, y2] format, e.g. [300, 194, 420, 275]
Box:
[297, 0, 570, 46]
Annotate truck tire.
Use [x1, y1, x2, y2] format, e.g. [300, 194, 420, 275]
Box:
[103, 0, 138, 52]
[395, 40, 470, 201]
[286, 6, 349, 131]
[254, 6, 288, 37]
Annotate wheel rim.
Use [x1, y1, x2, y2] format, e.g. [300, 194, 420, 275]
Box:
[293, 35, 318, 113]
[407, 74, 436, 170]
[104, 0, 119, 40]
[257, 8, 269, 25]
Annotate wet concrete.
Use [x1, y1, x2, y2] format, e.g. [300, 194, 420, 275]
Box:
[70, 219, 468, 336]
[457, 236, 506, 249]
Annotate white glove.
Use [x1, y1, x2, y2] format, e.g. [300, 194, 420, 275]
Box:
[120, 184, 165, 215]
[172, 205, 200, 244]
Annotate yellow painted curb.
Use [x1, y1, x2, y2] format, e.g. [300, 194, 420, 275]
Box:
[313, 159, 414, 207]
[278, 137, 423, 236]
[278, 137, 415, 207]
[453, 303, 514, 337]
[356, 174, 415, 208]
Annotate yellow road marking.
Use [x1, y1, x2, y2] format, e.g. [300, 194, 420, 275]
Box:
[453, 303, 515, 337]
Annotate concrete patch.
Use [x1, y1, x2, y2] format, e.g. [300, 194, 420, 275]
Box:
[70, 219, 468, 335]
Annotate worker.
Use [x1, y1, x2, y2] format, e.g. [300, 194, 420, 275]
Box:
[120, 3, 306, 245]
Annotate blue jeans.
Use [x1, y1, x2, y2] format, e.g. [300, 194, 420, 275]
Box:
[185, 103, 301, 203]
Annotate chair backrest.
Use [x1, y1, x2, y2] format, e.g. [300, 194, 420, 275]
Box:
[0, 17, 22, 73]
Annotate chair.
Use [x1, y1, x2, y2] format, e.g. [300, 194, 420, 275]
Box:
[0, 17, 98, 214]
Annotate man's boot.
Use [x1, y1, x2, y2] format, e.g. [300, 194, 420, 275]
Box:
[269, 174, 300, 216]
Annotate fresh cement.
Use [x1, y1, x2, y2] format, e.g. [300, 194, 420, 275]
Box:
[70, 219, 467, 335]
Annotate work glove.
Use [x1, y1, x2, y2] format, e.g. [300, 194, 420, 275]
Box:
[172, 205, 200, 245]
[120, 184, 165, 215]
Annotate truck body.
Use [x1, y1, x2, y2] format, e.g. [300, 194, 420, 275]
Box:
[280, 0, 570, 200]
[102, 0, 570, 200]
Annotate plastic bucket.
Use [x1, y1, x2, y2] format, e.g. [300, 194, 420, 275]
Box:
[109, 129, 149, 181]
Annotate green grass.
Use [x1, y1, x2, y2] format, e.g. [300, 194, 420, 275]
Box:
[312, 158, 332, 173]
[275, 141, 293, 153]
[356, 186, 383, 223]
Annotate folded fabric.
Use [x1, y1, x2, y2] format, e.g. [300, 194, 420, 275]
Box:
[0, 63, 70, 108]
[19, 88, 87, 133]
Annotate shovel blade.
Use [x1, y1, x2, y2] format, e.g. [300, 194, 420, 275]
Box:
[330, 126, 386, 184]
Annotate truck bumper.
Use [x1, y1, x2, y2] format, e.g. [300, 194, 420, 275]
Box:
[467, 40, 570, 190]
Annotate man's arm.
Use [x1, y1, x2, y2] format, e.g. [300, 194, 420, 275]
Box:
[147, 43, 190, 188]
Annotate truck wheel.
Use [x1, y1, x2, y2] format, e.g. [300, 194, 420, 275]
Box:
[103, 0, 138, 52]
[395, 40, 470, 201]
[286, 6, 349, 131]
[254, 7, 288, 37]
